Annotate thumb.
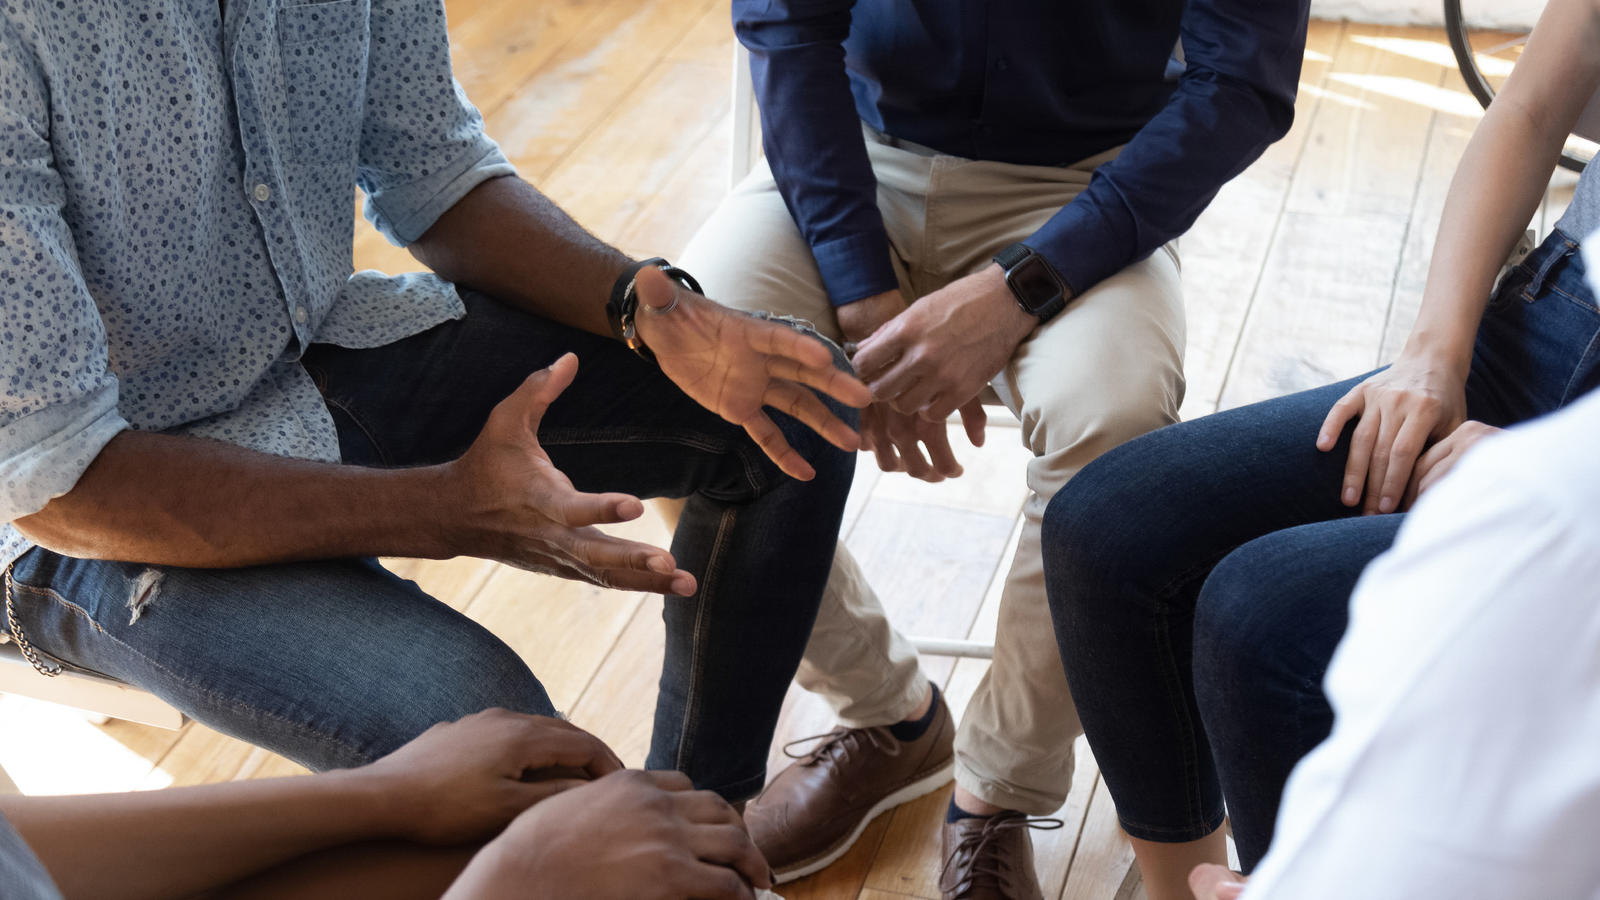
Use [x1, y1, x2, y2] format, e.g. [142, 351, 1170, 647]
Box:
[515, 353, 579, 431]
[634, 265, 681, 311]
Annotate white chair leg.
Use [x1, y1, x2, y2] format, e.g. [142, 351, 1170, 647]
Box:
[906, 636, 995, 660]
[729, 43, 757, 188]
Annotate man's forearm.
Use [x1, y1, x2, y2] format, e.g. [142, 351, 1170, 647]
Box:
[0, 770, 400, 900]
[13, 431, 454, 568]
[409, 175, 630, 336]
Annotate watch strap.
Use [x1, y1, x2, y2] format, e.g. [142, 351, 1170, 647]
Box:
[993, 242, 1032, 272]
[606, 258, 703, 363]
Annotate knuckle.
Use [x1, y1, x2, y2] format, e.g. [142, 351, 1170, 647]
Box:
[658, 770, 693, 790]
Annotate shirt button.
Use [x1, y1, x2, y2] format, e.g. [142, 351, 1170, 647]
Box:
[293, 306, 308, 324]
[252, 183, 271, 203]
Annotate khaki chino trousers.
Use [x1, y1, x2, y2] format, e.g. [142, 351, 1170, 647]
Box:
[677, 130, 1186, 814]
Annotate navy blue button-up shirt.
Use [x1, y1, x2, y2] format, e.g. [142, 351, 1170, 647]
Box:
[734, 0, 1311, 305]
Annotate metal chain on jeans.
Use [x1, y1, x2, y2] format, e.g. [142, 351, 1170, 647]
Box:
[3, 562, 61, 677]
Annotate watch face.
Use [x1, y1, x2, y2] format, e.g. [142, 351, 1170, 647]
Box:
[1008, 256, 1063, 311]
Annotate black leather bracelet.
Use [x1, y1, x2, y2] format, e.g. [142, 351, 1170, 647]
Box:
[605, 257, 703, 363]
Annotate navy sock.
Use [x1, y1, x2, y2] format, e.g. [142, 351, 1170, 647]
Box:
[946, 797, 988, 823]
[888, 683, 941, 743]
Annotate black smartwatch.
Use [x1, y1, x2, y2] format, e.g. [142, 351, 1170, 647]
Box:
[993, 243, 1070, 322]
[605, 257, 703, 363]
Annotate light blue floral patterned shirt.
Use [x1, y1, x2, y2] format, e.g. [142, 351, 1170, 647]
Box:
[0, 0, 513, 566]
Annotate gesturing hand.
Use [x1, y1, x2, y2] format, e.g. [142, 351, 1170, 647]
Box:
[445, 353, 697, 595]
[1188, 864, 1248, 900]
[852, 264, 1034, 422]
[445, 770, 772, 900]
[360, 708, 625, 846]
[1316, 355, 1469, 515]
[633, 267, 872, 481]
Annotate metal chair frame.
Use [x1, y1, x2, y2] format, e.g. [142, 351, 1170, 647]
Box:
[1442, 0, 1594, 172]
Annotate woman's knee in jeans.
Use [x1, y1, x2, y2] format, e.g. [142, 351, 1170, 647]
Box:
[1043, 421, 1203, 618]
[1192, 531, 1343, 732]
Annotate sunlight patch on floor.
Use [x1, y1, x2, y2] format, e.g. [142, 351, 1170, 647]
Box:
[1328, 73, 1486, 118]
[1350, 34, 1518, 78]
[0, 695, 172, 795]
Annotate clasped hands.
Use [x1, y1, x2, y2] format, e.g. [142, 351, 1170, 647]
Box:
[841, 264, 1036, 482]
[359, 709, 771, 900]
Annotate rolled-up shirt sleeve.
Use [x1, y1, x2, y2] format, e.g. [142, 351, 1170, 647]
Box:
[0, 19, 128, 524]
[1027, 0, 1309, 296]
[355, 0, 516, 246]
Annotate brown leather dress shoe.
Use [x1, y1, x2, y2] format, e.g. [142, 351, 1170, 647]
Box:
[746, 692, 955, 883]
[937, 811, 1062, 900]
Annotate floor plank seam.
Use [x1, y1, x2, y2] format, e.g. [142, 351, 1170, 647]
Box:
[528, 1, 721, 185]
[1211, 19, 1347, 413]
[563, 594, 652, 718]
[1375, 63, 1449, 370]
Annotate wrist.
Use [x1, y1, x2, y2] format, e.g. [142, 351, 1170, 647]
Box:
[1398, 328, 1474, 382]
[979, 263, 1041, 345]
[444, 835, 547, 900]
[400, 464, 471, 560]
[317, 767, 411, 842]
[837, 289, 906, 344]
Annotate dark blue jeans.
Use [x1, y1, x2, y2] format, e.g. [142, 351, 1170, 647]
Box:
[1045, 229, 1600, 869]
[3, 291, 855, 801]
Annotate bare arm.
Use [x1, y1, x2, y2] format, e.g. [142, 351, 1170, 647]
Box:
[15, 176, 863, 576]
[1315, 0, 1600, 515]
[1, 711, 622, 900]
[408, 175, 628, 337]
[15, 360, 690, 594]
[13, 431, 451, 567]
[1406, 0, 1600, 375]
[407, 175, 871, 479]
[3, 770, 396, 900]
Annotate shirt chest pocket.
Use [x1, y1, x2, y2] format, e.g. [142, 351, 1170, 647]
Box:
[274, 0, 369, 165]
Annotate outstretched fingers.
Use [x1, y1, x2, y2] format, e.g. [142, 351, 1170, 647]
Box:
[556, 527, 697, 595]
[763, 345, 872, 408]
[742, 411, 817, 482]
[765, 381, 861, 453]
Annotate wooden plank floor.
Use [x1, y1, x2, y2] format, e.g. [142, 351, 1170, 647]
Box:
[0, 7, 1584, 898]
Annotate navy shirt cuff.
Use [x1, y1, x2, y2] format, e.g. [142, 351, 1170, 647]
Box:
[812, 232, 899, 306]
[1026, 195, 1139, 299]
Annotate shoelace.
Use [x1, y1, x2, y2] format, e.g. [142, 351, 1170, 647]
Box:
[781, 726, 901, 768]
[937, 813, 1064, 896]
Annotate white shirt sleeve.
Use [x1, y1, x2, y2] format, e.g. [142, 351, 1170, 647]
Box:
[1241, 392, 1600, 900]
